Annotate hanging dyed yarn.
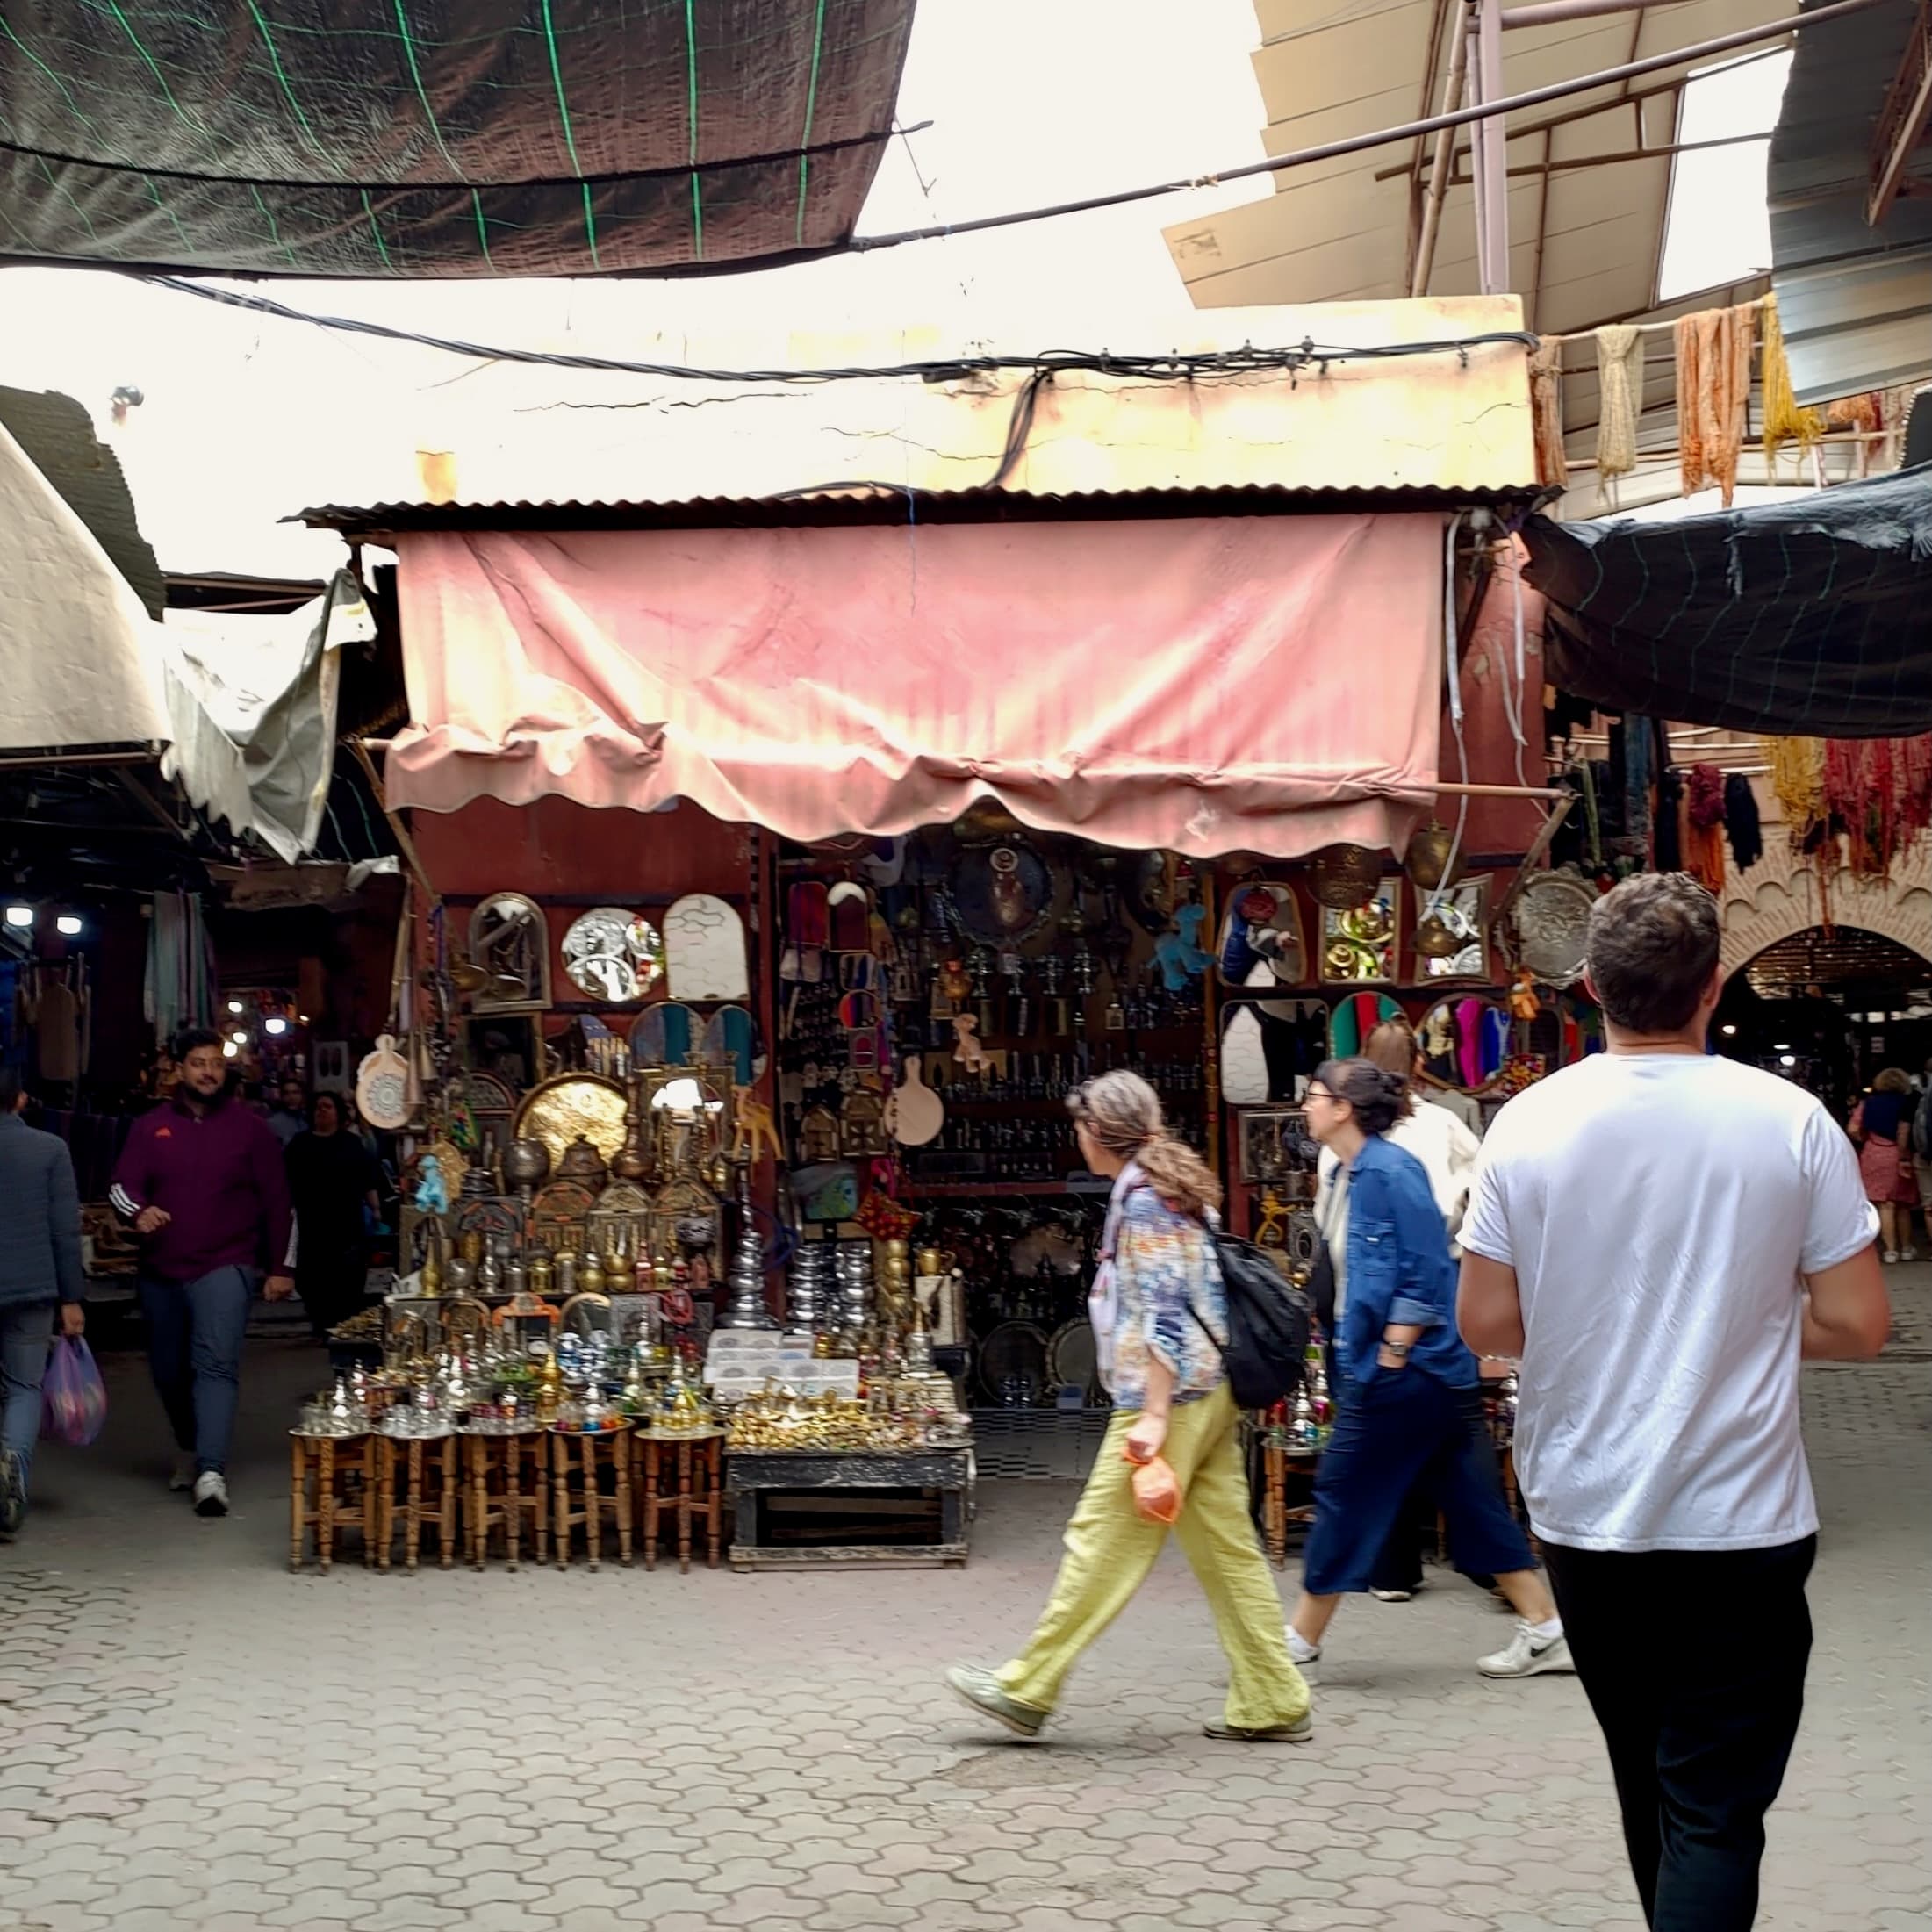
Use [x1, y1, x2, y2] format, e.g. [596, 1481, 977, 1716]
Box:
[1675, 305, 1756, 506]
[1723, 772, 1763, 872]
[1759, 294, 1824, 466]
[1592, 325, 1644, 501]
[1529, 339, 1566, 490]
[1684, 763, 1727, 894]
[1822, 735, 1932, 880]
[1766, 736, 1825, 836]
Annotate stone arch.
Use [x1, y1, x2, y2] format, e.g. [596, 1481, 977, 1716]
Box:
[1720, 838, 1932, 976]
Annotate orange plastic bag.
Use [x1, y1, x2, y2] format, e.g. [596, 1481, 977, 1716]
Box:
[1124, 1444, 1183, 1525]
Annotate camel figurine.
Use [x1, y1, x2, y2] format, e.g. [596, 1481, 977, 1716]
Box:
[952, 1012, 989, 1075]
[729, 1085, 784, 1166]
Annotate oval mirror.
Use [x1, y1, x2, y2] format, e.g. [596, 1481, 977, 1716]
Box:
[1416, 995, 1511, 1092]
[560, 908, 664, 1004]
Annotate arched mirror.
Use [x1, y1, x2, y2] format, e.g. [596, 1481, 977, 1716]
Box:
[1221, 996, 1331, 1104]
[1217, 882, 1307, 988]
[1416, 995, 1511, 1092]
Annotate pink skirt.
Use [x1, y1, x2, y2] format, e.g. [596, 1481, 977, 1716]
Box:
[1858, 1136, 1917, 1205]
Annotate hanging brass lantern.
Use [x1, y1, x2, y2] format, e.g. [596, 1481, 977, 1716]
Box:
[1404, 820, 1462, 891]
[1311, 844, 1384, 909]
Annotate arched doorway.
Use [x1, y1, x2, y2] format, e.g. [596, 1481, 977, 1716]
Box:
[1719, 837, 1932, 977]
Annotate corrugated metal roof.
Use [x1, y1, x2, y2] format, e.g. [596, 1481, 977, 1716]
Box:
[1164, 0, 1790, 335]
[1770, 0, 1932, 404]
[291, 298, 1538, 527]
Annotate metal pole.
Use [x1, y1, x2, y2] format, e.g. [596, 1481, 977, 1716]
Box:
[1501, 0, 1691, 27]
[1476, 0, 1512, 293]
[1412, 15, 1471, 296]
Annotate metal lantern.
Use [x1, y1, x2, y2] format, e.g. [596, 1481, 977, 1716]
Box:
[717, 1213, 779, 1331]
[1404, 820, 1462, 891]
[786, 1243, 828, 1336]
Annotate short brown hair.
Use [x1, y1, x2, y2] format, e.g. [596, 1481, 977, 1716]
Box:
[1872, 1067, 1911, 1095]
[1584, 873, 1720, 1034]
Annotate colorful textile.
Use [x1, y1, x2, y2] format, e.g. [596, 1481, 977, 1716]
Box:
[1675, 305, 1755, 506]
[1089, 1167, 1226, 1411]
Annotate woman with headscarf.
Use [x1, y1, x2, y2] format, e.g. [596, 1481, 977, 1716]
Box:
[946, 1070, 1312, 1743]
[1290, 1058, 1570, 1683]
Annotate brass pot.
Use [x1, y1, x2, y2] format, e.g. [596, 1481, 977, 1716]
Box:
[555, 1134, 607, 1187]
[1404, 820, 1462, 891]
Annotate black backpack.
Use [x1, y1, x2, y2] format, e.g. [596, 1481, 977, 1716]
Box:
[1199, 1230, 1315, 1410]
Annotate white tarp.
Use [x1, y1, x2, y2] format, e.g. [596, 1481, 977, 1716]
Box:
[0, 417, 169, 751]
[160, 572, 374, 864]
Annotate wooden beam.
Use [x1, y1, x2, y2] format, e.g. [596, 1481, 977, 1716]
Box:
[1868, 0, 1932, 226]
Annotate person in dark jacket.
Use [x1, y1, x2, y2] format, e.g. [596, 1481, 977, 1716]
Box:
[0, 1067, 87, 1536]
[110, 1027, 294, 1518]
[284, 1091, 381, 1339]
[1286, 1059, 1569, 1684]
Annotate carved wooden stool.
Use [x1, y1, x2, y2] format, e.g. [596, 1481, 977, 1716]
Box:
[463, 1427, 549, 1570]
[550, 1423, 634, 1571]
[289, 1431, 377, 1574]
[636, 1428, 727, 1573]
[374, 1431, 461, 1572]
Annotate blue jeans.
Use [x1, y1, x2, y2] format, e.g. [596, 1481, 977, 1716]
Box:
[139, 1267, 252, 1475]
[1, 1302, 54, 1497]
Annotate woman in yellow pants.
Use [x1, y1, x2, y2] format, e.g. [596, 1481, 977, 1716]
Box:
[946, 1072, 1312, 1742]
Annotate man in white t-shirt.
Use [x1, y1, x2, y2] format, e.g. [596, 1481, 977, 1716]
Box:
[1459, 873, 1888, 1932]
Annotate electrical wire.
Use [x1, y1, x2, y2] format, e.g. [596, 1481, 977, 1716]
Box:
[132, 275, 1536, 382]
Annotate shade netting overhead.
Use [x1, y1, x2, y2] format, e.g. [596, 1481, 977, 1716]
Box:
[1524, 463, 1932, 739]
[0, 1, 915, 277]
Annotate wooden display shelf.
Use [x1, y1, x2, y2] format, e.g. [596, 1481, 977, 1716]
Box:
[726, 1446, 971, 1570]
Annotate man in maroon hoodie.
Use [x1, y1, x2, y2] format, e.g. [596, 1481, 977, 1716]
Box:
[111, 1027, 295, 1516]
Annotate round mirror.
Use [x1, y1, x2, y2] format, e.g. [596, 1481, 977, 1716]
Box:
[1416, 995, 1511, 1092]
[1217, 882, 1306, 987]
[560, 908, 664, 1003]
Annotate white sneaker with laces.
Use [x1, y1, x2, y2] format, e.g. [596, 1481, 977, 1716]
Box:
[1902, 1247, 1920, 1263]
[1479, 1623, 1576, 1679]
[1284, 1627, 1321, 1684]
[1883, 1251, 1900, 1266]
[192, 1470, 229, 1518]
[169, 1452, 197, 1493]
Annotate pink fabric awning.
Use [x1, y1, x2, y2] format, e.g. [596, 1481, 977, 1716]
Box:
[388, 514, 1446, 859]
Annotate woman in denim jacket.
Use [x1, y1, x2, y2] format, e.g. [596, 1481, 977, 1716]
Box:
[1286, 1059, 1573, 1684]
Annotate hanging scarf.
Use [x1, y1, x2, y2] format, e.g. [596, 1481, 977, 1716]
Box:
[1675, 305, 1756, 505]
[1593, 324, 1644, 495]
[1654, 767, 1685, 872]
[1760, 294, 1824, 465]
[1530, 339, 1566, 490]
[1767, 736, 1825, 835]
[1724, 772, 1763, 872]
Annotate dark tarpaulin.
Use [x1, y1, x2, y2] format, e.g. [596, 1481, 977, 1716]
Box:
[0, 2, 915, 278]
[1523, 463, 1932, 740]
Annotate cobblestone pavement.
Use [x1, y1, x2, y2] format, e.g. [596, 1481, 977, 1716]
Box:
[3, 1271, 1927, 1932]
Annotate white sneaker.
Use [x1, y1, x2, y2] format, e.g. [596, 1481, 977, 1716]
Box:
[1883, 1251, 1900, 1266]
[1284, 1627, 1321, 1684]
[1479, 1622, 1576, 1679]
[1901, 1248, 1920, 1263]
[1370, 1584, 1421, 1603]
[192, 1470, 229, 1518]
[169, 1452, 197, 1492]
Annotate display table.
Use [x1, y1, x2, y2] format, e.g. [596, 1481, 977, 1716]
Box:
[551, 1425, 634, 1570]
[635, 1427, 726, 1573]
[463, 1426, 550, 1570]
[289, 1431, 377, 1573]
[726, 1445, 972, 1571]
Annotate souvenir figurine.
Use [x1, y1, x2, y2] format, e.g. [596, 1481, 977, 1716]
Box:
[1509, 967, 1541, 1023]
[413, 1153, 450, 1216]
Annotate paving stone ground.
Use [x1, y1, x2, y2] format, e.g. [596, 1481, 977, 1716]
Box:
[3, 1269, 1927, 1931]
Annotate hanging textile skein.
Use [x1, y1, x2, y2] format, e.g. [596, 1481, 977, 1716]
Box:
[1723, 772, 1763, 873]
[1822, 735, 1932, 881]
[1529, 339, 1566, 491]
[1760, 294, 1824, 467]
[1593, 324, 1643, 504]
[1675, 305, 1755, 506]
[1685, 763, 1727, 895]
[1766, 736, 1825, 837]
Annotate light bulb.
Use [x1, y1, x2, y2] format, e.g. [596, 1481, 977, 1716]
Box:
[222, 1041, 239, 1059]
[226, 998, 244, 1015]
[1779, 1054, 1796, 1067]
[54, 914, 83, 936]
[231, 1030, 249, 1046]
[4, 905, 32, 928]
[264, 1016, 288, 1036]
[1720, 1024, 1737, 1036]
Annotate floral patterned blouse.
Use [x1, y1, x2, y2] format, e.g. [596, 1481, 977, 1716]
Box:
[1089, 1163, 1229, 1411]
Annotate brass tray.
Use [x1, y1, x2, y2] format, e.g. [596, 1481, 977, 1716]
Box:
[513, 1073, 629, 1169]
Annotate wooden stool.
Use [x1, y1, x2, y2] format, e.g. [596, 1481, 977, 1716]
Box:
[1260, 1440, 1318, 1570]
[374, 1431, 461, 1572]
[463, 1428, 549, 1570]
[550, 1424, 634, 1570]
[289, 1431, 377, 1574]
[636, 1428, 727, 1572]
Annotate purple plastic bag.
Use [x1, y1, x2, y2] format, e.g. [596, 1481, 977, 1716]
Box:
[40, 1336, 107, 1447]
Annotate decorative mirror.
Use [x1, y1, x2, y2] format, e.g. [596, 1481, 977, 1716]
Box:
[1417, 995, 1512, 1092]
[663, 894, 750, 1001]
[1409, 876, 1491, 982]
[630, 1001, 698, 1068]
[561, 909, 664, 1004]
[1237, 1106, 1318, 1191]
[947, 837, 1066, 950]
[1319, 887, 1399, 984]
[466, 893, 550, 1014]
[1329, 989, 1403, 1059]
[1217, 882, 1307, 987]
[1221, 995, 1331, 1104]
[1512, 870, 1597, 985]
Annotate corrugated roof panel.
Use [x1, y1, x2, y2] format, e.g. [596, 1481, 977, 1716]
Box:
[1168, 0, 1792, 331]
